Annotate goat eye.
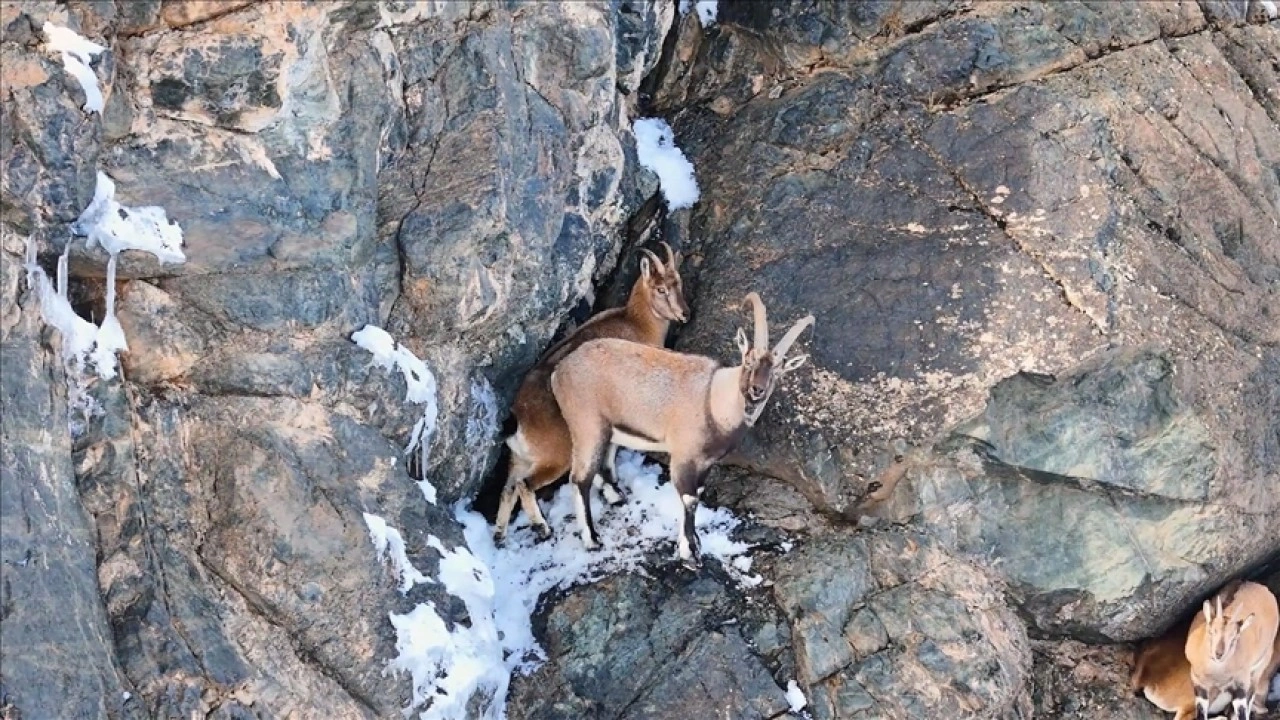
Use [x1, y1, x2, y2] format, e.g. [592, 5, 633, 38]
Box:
[656, 287, 667, 295]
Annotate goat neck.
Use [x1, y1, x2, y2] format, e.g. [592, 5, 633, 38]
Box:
[708, 366, 748, 433]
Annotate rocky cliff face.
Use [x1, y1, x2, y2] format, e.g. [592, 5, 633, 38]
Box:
[1, 2, 1277, 719]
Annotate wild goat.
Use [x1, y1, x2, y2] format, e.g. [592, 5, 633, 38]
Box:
[1132, 617, 1214, 720]
[550, 291, 814, 565]
[1185, 580, 1280, 720]
[492, 242, 688, 545]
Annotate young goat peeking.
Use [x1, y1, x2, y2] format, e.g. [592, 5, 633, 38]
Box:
[550, 291, 814, 566]
[492, 242, 688, 545]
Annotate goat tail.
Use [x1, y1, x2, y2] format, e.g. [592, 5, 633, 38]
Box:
[505, 428, 534, 480]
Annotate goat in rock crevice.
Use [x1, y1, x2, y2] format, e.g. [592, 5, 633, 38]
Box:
[493, 242, 688, 545]
[550, 291, 814, 566]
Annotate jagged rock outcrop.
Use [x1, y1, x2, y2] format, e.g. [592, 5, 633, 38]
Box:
[2, 1, 1278, 719]
[2, 1, 670, 717]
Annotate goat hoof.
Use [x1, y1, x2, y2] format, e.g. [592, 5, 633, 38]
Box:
[492, 531, 507, 547]
[532, 525, 553, 543]
[606, 494, 626, 508]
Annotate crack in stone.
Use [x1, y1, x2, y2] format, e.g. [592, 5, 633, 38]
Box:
[903, 118, 1108, 337]
[196, 550, 382, 718]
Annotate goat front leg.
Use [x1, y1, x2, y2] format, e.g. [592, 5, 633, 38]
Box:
[569, 428, 610, 551]
[1229, 685, 1250, 720]
[597, 443, 626, 507]
[672, 462, 710, 567]
[1196, 685, 1212, 720]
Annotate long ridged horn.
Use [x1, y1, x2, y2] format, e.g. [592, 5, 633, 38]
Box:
[639, 248, 663, 274]
[660, 241, 678, 270]
[772, 314, 815, 360]
[742, 292, 767, 351]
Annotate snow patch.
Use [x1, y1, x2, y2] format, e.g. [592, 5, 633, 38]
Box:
[41, 23, 106, 113]
[695, 0, 719, 25]
[385, 534, 507, 720]
[786, 680, 808, 712]
[72, 172, 186, 264]
[458, 450, 757, 675]
[351, 325, 440, 500]
[1261, 0, 1278, 19]
[363, 513, 431, 593]
[1271, 671, 1280, 703]
[633, 117, 701, 210]
[678, 0, 719, 25]
[25, 242, 118, 432]
[379, 451, 757, 719]
[24, 172, 188, 432]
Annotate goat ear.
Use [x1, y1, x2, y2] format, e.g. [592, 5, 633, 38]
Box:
[781, 353, 809, 373]
[640, 256, 652, 279]
[735, 328, 750, 358]
[1239, 614, 1255, 631]
[1203, 600, 1215, 624]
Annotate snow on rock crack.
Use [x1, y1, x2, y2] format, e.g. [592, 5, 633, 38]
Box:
[350, 325, 441, 503]
[41, 22, 106, 114]
[633, 117, 701, 210]
[362, 513, 432, 593]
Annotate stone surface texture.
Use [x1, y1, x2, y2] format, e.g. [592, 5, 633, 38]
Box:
[1, 1, 1277, 719]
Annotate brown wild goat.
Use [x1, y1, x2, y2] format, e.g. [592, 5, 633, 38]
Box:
[550, 292, 813, 566]
[492, 242, 688, 544]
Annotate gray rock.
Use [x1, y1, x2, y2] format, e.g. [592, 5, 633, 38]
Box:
[508, 572, 792, 720]
[772, 530, 1031, 720]
[0, 245, 139, 720]
[4, 0, 1279, 718]
[873, 347, 1280, 642]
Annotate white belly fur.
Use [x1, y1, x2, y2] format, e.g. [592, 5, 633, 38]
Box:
[611, 428, 668, 454]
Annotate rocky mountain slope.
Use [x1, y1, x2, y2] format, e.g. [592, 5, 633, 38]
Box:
[1, 1, 1277, 719]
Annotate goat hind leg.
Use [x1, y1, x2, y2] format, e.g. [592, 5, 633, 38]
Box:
[493, 479, 521, 545]
[598, 443, 626, 507]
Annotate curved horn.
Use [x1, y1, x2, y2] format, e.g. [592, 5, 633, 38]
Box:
[742, 292, 768, 351]
[638, 248, 663, 273]
[771, 314, 815, 360]
[660, 241, 678, 269]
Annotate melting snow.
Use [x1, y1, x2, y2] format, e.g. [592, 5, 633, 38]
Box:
[363, 513, 432, 593]
[678, 0, 719, 25]
[351, 325, 441, 502]
[373, 450, 757, 719]
[73, 172, 186, 263]
[786, 679, 808, 712]
[41, 22, 106, 113]
[633, 117, 701, 210]
[24, 174, 186, 432]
